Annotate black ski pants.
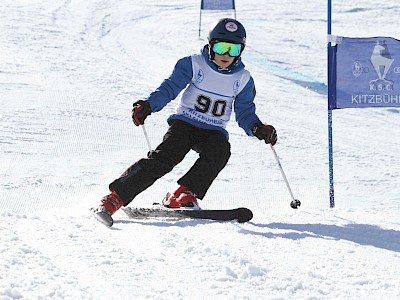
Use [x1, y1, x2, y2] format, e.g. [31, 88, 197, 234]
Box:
[109, 120, 231, 206]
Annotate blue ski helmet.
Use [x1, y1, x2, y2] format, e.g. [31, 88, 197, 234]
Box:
[208, 18, 246, 48]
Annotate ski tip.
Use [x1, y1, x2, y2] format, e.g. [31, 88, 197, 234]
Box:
[94, 212, 114, 227]
[91, 208, 114, 227]
[236, 207, 253, 223]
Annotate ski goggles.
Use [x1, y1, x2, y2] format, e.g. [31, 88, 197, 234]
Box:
[212, 41, 242, 57]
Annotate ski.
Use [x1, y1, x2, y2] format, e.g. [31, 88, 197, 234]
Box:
[121, 206, 253, 223]
[90, 207, 114, 227]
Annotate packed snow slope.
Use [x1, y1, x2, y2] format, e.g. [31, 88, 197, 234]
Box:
[1, 0, 399, 299]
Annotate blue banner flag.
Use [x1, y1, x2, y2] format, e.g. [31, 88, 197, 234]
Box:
[201, 0, 235, 10]
[329, 37, 400, 109]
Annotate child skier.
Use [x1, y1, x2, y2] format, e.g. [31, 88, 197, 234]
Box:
[94, 18, 277, 225]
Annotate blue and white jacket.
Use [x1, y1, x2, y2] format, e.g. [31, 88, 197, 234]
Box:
[146, 45, 261, 139]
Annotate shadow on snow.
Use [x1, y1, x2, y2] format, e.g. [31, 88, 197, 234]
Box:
[242, 222, 400, 253]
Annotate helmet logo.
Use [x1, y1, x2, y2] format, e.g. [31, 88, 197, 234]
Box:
[225, 22, 238, 32]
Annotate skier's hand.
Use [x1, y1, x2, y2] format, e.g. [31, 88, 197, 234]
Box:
[132, 100, 152, 126]
[252, 122, 277, 145]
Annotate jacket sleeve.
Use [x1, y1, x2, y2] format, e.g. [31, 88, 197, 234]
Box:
[146, 56, 193, 112]
[234, 76, 261, 136]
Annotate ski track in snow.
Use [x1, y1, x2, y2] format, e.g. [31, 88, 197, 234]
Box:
[1, 0, 400, 299]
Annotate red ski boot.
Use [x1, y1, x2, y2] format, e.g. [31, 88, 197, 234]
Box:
[163, 185, 201, 210]
[93, 191, 123, 227]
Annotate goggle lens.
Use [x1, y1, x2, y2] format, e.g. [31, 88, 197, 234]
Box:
[212, 41, 242, 57]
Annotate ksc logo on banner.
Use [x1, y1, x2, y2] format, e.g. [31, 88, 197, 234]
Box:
[333, 37, 400, 109]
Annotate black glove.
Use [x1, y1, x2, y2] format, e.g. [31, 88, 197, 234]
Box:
[252, 122, 277, 145]
[132, 100, 152, 126]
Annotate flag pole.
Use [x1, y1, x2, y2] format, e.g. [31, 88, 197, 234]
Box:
[327, 0, 335, 208]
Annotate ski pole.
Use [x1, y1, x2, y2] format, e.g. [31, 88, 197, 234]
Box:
[141, 124, 152, 151]
[269, 144, 301, 209]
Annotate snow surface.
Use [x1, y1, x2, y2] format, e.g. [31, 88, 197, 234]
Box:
[1, 0, 400, 299]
